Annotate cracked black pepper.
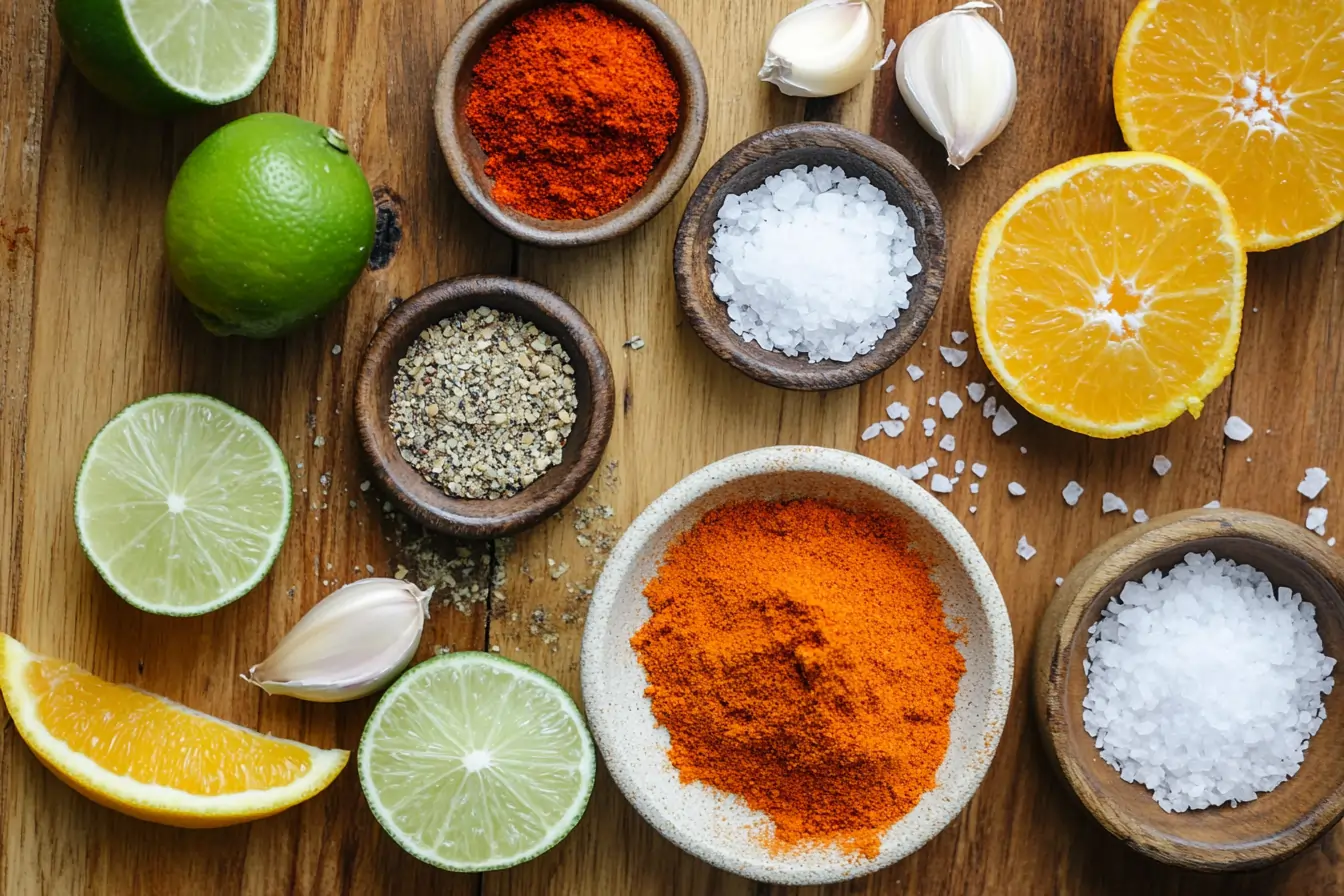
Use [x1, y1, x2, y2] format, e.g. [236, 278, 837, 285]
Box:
[389, 307, 578, 499]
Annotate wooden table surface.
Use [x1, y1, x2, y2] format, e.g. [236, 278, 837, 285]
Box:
[2, 0, 1342, 893]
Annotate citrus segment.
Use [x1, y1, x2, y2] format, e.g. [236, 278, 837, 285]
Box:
[358, 653, 596, 872]
[74, 394, 291, 616]
[971, 152, 1245, 438]
[1115, 0, 1344, 250]
[0, 634, 347, 827]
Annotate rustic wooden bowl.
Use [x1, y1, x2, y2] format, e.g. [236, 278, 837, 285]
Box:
[1033, 507, 1344, 872]
[673, 122, 946, 392]
[433, 0, 709, 248]
[354, 277, 615, 539]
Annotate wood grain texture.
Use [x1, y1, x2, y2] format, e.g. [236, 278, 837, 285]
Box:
[2, 0, 1344, 894]
[1035, 508, 1344, 873]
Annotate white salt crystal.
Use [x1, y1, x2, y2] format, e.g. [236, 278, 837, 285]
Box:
[1307, 507, 1328, 535]
[966, 382, 986, 403]
[972, 463, 987, 478]
[1008, 481, 1026, 496]
[1204, 500, 1221, 508]
[895, 465, 911, 478]
[939, 434, 956, 451]
[861, 423, 881, 441]
[982, 396, 998, 419]
[1224, 415, 1253, 441]
[925, 456, 938, 468]
[954, 460, 965, 474]
[1083, 551, 1335, 813]
[939, 391, 963, 419]
[1020, 446, 1028, 455]
[1062, 481, 1084, 506]
[969, 482, 979, 494]
[992, 405, 1017, 436]
[1133, 509, 1149, 523]
[1331, 538, 1337, 547]
[1016, 536, 1037, 560]
[908, 462, 929, 480]
[940, 346, 969, 367]
[886, 401, 910, 421]
[1152, 455, 1172, 476]
[885, 384, 895, 393]
[1299, 467, 1330, 499]
[969, 505, 977, 514]
[951, 330, 969, 344]
[950, 476, 960, 485]
[926, 396, 937, 406]
[930, 474, 954, 494]
[1055, 577, 1064, 586]
[710, 165, 918, 362]
[922, 418, 936, 436]
[880, 420, 904, 438]
[907, 365, 924, 381]
[1102, 492, 1128, 514]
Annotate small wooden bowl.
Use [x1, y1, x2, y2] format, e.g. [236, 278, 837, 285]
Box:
[354, 277, 615, 539]
[673, 122, 946, 392]
[1033, 508, 1344, 872]
[433, 0, 709, 248]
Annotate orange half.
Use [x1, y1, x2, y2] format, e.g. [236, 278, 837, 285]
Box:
[971, 152, 1245, 439]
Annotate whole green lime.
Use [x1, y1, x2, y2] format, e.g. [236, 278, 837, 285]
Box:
[165, 113, 376, 338]
[56, 0, 277, 114]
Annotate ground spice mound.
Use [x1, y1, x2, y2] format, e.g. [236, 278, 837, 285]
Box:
[464, 2, 681, 220]
[631, 499, 965, 858]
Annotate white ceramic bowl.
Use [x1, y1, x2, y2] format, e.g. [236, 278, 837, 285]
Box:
[580, 446, 1014, 885]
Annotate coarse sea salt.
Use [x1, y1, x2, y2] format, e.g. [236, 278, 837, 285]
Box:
[982, 396, 998, 419]
[710, 164, 919, 362]
[951, 330, 969, 344]
[1008, 481, 1025, 496]
[930, 473, 953, 493]
[1307, 507, 1328, 535]
[907, 365, 924, 381]
[940, 346, 968, 367]
[1153, 455, 1172, 476]
[1133, 509, 1149, 524]
[1063, 481, 1084, 506]
[880, 420, 904, 438]
[939, 434, 956, 451]
[939, 391, 963, 419]
[966, 382, 986, 403]
[954, 460, 965, 474]
[1102, 492, 1128, 514]
[1016, 536, 1036, 560]
[923, 418, 936, 436]
[1083, 552, 1336, 812]
[972, 462, 987, 478]
[992, 405, 1017, 436]
[861, 423, 881, 441]
[887, 401, 910, 421]
[969, 482, 979, 494]
[1224, 415, 1253, 441]
[1299, 467, 1330, 500]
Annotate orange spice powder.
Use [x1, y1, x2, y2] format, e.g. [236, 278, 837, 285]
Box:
[631, 499, 965, 858]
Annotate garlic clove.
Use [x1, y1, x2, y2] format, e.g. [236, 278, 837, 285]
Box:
[895, 1, 1017, 168]
[759, 0, 885, 99]
[244, 578, 433, 703]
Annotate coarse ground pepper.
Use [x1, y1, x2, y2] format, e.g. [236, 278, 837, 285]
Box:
[464, 2, 681, 220]
[631, 498, 965, 858]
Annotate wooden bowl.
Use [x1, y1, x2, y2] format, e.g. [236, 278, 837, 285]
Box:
[354, 277, 615, 539]
[433, 0, 709, 248]
[581, 446, 1013, 884]
[673, 122, 946, 392]
[1033, 507, 1344, 872]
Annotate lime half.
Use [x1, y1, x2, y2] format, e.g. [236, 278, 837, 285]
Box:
[74, 394, 291, 616]
[56, 0, 277, 114]
[359, 653, 596, 872]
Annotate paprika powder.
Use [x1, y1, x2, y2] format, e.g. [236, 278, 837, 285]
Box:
[631, 498, 965, 858]
[464, 3, 681, 221]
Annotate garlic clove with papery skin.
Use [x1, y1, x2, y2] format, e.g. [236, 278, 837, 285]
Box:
[895, 1, 1017, 168]
[243, 578, 433, 703]
[759, 0, 886, 99]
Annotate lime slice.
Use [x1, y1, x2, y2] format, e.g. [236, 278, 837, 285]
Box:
[55, 0, 277, 113]
[74, 394, 291, 616]
[359, 653, 596, 872]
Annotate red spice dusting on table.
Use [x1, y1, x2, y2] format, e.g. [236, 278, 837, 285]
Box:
[631, 499, 966, 858]
[464, 2, 681, 221]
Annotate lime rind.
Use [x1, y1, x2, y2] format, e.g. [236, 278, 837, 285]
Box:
[358, 653, 597, 873]
[122, 0, 278, 105]
[74, 393, 292, 616]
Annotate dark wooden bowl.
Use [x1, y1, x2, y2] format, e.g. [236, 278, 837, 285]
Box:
[1033, 508, 1344, 872]
[354, 277, 615, 539]
[433, 0, 709, 248]
[673, 122, 946, 392]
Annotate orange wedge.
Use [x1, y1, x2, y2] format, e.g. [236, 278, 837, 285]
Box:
[1115, 0, 1344, 250]
[0, 633, 347, 827]
[971, 152, 1245, 439]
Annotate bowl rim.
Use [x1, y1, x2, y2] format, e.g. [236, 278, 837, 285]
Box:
[1032, 507, 1344, 872]
[579, 445, 1013, 885]
[353, 275, 615, 539]
[433, 0, 710, 248]
[673, 121, 947, 391]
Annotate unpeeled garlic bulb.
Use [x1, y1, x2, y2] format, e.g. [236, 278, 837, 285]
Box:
[244, 578, 432, 702]
[758, 1, 892, 99]
[896, 2, 1017, 168]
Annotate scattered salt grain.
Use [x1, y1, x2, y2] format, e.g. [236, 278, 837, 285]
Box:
[885, 384, 896, 393]
[1055, 577, 1064, 586]
[966, 382, 986, 403]
[992, 405, 1017, 436]
[1016, 536, 1036, 560]
[1299, 467, 1330, 500]
[1307, 507, 1328, 536]
[939, 434, 956, 451]
[969, 482, 979, 494]
[972, 463, 987, 478]
[1331, 538, 1337, 547]
[930, 474, 954, 494]
[939, 391, 964, 419]
[969, 505, 977, 514]
[331, 344, 342, 356]
[1133, 509, 1149, 524]
[861, 423, 881, 441]
[1082, 551, 1335, 812]
[710, 164, 919, 362]
[925, 456, 938, 468]
[940, 346, 968, 367]
[1224, 415, 1253, 441]
[954, 460, 965, 474]
[923, 418, 936, 436]
[1204, 500, 1221, 509]
[951, 330, 969, 344]
[886, 401, 911, 421]
[907, 364, 924, 381]
[1019, 446, 1027, 455]
[1062, 481, 1084, 506]
[1008, 481, 1026, 496]
[1152, 455, 1172, 477]
[880, 420, 904, 438]
[1102, 492, 1128, 514]
[982, 395, 998, 419]
[909, 462, 929, 480]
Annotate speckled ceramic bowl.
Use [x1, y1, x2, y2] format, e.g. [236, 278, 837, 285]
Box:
[579, 446, 1013, 885]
